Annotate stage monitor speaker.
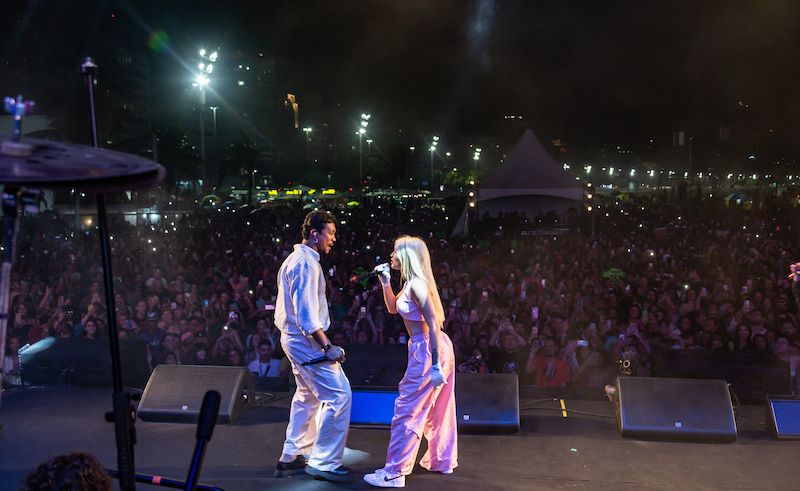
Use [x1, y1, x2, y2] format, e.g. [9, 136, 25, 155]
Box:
[765, 395, 800, 440]
[350, 389, 399, 426]
[19, 337, 150, 389]
[652, 349, 790, 404]
[455, 373, 519, 434]
[138, 365, 255, 424]
[615, 377, 737, 443]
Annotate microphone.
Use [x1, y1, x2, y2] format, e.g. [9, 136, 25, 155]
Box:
[301, 355, 329, 366]
[350, 263, 389, 283]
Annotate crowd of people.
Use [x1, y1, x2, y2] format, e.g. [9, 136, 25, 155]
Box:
[3, 190, 800, 395]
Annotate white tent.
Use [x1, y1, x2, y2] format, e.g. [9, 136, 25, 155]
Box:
[452, 129, 583, 235]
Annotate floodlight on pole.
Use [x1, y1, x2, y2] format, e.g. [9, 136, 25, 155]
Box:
[358, 114, 370, 197]
[194, 48, 219, 185]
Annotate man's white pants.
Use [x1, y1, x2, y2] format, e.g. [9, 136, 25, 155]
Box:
[280, 332, 352, 471]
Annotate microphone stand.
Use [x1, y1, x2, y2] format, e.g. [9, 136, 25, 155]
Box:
[108, 390, 224, 490]
[186, 391, 221, 491]
[106, 471, 224, 491]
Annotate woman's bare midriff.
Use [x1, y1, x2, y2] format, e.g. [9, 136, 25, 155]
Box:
[403, 319, 429, 337]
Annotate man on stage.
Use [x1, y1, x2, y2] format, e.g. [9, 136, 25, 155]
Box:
[274, 210, 353, 483]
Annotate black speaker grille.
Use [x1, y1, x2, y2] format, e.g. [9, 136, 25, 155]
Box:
[138, 365, 254, 424]
[616, 377, 737, 443]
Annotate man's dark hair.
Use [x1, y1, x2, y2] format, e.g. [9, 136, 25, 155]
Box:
[302, 210, 338, 240]
[258, 339, 272, 348]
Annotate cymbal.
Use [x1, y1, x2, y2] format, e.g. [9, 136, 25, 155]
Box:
[0, 134, 165, 193]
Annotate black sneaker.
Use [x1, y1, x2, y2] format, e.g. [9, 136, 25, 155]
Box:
[306, 465, 353, 483]
[274, 455, 307, 478]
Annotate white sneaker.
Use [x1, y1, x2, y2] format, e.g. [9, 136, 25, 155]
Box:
[440, 469, 453, 474]
[364, 469, 406, 488]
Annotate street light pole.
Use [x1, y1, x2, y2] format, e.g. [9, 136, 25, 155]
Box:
[199, 90, 206, 163]
[194, 48, 217, 191]
[358, 113, 370, 198]
[409, 146, 415, 190]
[357, 130, 365, 197]
[210, 106, 218, 141]
[303, 127, 312, 163]
[430, 135, 439, 193]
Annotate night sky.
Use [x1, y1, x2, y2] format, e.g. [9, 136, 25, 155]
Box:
[4, 0, 800, 154]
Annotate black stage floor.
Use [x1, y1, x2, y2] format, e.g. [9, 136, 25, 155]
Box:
[1, 385, 797, 491]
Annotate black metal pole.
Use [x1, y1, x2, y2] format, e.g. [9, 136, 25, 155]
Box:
[106, 471, 225, 491]
[186, 391, 221, 491]
[0, 187, 20, 433]
[81, 57, 137, 491]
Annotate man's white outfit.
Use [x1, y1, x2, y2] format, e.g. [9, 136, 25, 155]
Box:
[276, 243, 351, 472]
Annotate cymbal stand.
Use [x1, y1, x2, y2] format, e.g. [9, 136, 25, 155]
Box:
[82, 58, 137, 490]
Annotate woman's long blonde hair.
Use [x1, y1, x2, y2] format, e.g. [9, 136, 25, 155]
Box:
[395, 235, 444, 328]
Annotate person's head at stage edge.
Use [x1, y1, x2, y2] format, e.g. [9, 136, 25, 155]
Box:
[301, 210, 337, 255]
[257, 339, 274, 363]
[21, 452, 113, 491]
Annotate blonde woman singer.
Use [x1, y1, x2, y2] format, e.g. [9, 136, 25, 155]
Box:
[364, 236, 457, 488]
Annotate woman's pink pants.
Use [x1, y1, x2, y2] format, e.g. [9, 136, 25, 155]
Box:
[383, 331, 458, 476]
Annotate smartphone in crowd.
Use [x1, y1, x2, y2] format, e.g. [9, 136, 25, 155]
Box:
[532, 307, 539, 319]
